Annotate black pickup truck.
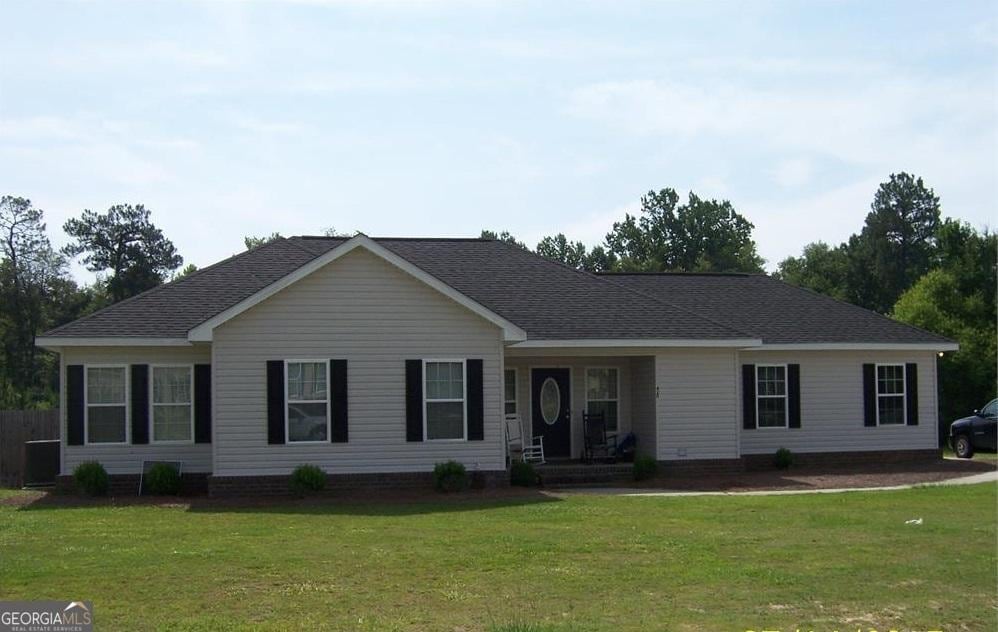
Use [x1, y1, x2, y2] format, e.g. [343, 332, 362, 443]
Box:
[950, 398, 997, 458]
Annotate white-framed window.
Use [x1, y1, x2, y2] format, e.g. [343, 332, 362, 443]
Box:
[756, 364, 788, 429]
[876, 364, 906, 426]
[151, 365, 194, 443]
[85, 365, 128, 444]
[586, 367, 619, 431]
[504, 368, 517, 415]
[424, 360, 466, 441]
[286, 360, 330, 443]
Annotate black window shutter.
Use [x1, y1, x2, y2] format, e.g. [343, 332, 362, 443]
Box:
[862, 363, 877, 426]
[788, 364, 801, 428]
[467, 359, 484, 441]
[741, 364, 756, 430]
[67, 365, 85, 445]
[330, 359, 348, 442]
[405, 360, 423, 442]
[131, 364, 149, 444]
[266, 360, 285, 444]
[905, 363, 918, 426]
[194, 364, 212, 443]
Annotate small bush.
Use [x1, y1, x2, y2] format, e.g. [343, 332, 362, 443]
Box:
[144, 463, 182, 495]
[73, 461, 109, 496]
[774, 447, 794, 470]
[290, 464, 327, 496]
[433, 460, 469, 493]
[510, 461, 538, 487]
[632, 455, 659, 481]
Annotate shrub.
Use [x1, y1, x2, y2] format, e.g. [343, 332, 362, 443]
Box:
[433, 460, 469, 493]
[632, 455, 659, 481]
[144, 463, 182, 495]
[73, 461, 109, 496]
[774, 447, 794, 470]
[510, 461, 538, 487]
[290, 464, 327, 496]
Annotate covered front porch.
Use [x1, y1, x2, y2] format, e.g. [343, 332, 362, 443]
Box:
[502, 350, 658, 463]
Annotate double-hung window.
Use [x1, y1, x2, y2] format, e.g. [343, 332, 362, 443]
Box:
[424, 360, 466, 440]
[504, 368, 517, 415]
[86, 366, 127, 444]
[286, 361, 330, 442]
[876, 364, 906, 425]
[586, 367, 619, 431]
[152, 366, 194, 442]
[756, 365, 788, 428]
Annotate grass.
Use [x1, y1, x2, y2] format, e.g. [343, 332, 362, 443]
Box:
[1, 484, 995, 631]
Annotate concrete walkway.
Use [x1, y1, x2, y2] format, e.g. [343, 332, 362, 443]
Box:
[550, 469, 998, 498]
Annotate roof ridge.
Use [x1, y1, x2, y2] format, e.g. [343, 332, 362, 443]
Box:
[598, 271, 755, 277]
[41, 237, 296, 337]
[759, 274, 953, 343]
[294, 235, 493, 242]
[492, 240, 757, 340]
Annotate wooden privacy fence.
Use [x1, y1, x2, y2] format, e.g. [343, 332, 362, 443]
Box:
[0, 410, 59, 487]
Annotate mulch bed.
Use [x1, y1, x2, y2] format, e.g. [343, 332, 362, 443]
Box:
[3, 458, 993, 509]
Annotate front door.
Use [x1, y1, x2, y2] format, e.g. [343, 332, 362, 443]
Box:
[531, 368, 571, 458]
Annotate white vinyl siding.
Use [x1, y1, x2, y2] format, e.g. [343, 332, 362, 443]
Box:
[655, 349, 739, 460]
[739, 351, 937, 455]
[151, 365, 194, 443]
[212, 248, 504, 476]
[60, 346, 213, 475]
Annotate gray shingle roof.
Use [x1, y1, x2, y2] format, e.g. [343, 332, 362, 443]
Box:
[602, 272, 953, 345]
[43, 237, 951, 346]
[42, 237, 751, 341]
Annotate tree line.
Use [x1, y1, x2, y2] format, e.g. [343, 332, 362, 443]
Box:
[2, 174, 994, 433]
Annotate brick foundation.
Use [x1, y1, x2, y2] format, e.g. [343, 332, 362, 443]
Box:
[741, 448, 941, 471]
[55, 472, 209, 496]
[658, 458, 745, 476]
[208, 469, 509, 497]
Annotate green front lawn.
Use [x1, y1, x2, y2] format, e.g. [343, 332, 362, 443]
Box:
[1, 484, 995, 631]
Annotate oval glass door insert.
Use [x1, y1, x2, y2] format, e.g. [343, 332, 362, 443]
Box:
[540, 377, 561, 425]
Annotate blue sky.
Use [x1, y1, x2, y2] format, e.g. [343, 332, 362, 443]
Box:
[1, 0, 995, 282]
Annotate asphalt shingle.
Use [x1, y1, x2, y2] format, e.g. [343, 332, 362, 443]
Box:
[42, 237, 950, 345]
[602, 272, 952, 345]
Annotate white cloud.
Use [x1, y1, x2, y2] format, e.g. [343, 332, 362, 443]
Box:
[771, 158, 813, 188]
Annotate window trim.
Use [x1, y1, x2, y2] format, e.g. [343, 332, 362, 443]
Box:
[504, 367, 518, 416]
[422, 358, 468, 442]
[755, 364, 789, 430]
[584, 366, 621, 432]
[83, 364, 130, 446]
[284, 359, 332, 445]
[875, 363, 907, 427]
[149, 364, 195, 445]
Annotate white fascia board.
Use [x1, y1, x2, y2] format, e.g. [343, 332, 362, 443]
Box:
[509, 338, 763, 349]
[186, 235, 528, 343]
[35, 337, 193, 349]
[746, 342, 960, 352]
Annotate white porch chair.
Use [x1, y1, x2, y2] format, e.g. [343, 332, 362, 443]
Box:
[505, 413, 545, 464]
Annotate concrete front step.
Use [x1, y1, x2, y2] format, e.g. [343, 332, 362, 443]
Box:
[535, 462, 634, 486]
